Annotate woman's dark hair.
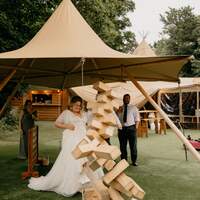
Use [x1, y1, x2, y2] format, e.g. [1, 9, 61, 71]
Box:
[70, 96, 82, 104]
[23, 100, 32, 112]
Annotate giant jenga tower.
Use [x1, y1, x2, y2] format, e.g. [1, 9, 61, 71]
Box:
[72, 81, 145, 200]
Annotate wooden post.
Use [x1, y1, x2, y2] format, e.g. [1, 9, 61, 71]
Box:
[196, 87, 199, 129]
[126, 71, 200, 163]
[178, 82, 183, 124]
[0, 77, 24, 118]
[0, 69, 16, 92]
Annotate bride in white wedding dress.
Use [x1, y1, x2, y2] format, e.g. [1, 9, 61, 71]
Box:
[28, 96, 100, 197]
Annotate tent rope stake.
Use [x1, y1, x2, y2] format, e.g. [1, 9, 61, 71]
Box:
[125, 69, 200, 164]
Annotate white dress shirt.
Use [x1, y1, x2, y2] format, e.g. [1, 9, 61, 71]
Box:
[118, 104, 140, 127]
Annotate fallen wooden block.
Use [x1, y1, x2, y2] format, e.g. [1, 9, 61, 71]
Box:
[89, 119, 103, 130]
[72, 138, 99, 159]
[82, 187, 101, 200]
[89, 157, 108, 171]
[80, 138, 99, 154]
[108, 186, 124, 200]
[110, 181, 132, 197]
[72, 138, 89, 159]
[97, 158, 108, 166]
[116, 173, 135, 191]
[103, 159, 129, 185]
[87, 152, 97, 162]
[89, 159, 102, 171]
[104, 160, 116, 171]
[94, 145, 121, 160]
[83, 165, 110, 200]
[93, 81, 110, 93]
[130, 180, 145, 200]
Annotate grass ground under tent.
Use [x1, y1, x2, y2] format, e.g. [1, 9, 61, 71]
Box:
[0, 121, 199, 200]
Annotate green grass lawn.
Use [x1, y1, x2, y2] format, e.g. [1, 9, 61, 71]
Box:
[0, 121, 200, 200]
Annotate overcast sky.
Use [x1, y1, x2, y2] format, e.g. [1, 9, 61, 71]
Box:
[128, 0, 200, 44]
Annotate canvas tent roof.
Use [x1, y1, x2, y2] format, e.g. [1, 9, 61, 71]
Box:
[132, 39, 157, 57]
[72, 78, 198, 108]
[0, 0, 191, 89]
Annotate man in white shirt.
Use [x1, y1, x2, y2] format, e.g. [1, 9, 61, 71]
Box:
[117, 94, 140, 166]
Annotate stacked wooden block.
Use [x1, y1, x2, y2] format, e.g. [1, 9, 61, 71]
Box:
[72, 81, 145, 200]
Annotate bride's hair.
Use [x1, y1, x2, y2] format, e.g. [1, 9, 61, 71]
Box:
[70, 96, 82, 104]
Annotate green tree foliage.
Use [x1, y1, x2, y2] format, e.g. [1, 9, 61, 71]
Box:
[72, 0, 136, 52]
[0, 0, 61, 52]
[154, 6, 200, 76]
[0, 0, 136, 53]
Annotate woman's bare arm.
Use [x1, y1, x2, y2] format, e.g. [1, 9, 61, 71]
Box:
[54, 121, 75, 130]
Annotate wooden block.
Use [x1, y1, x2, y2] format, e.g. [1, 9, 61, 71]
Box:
[86, 129, 99, 140]
[116, 173, 135, 191]
[97, 94, 110, 103]
[87, 152, 97, 162]
[104, 160, 116, 171]
[103, 159, 129, 185]
[83, 187, 101, 200]
[110, 181, 132, 197]
[89, 156, 108, 171]
[87, 101, 96, 110]
[111, 99, 120, 110]
[97, 158, 107, 166]
[103, 103, 113, 113]
[95, 180, 110, 200]
[89, 119, 103, 130]
[79, 138, 100, 156]
[104, 90, 119, 99]
[108, 187, 124, 200]
[104, 126, 116, 137]
[89, 159, 102, 171]
[93, 81, 110, 93]
[83, 165, 110, 200]
[94, 145, 121, 160]
[72, 138, 89, 159]
[99, 126, 115, 139]
[101, 113, 117, 126]
[92, 106, 105, 117]
[130, 181, 145, 200]
[86, 129, 104, 143]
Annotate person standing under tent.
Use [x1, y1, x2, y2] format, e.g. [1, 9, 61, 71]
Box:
[21, 100, 37, 158]
[28, 96, 103, 197]
[117, 94, 140, 166]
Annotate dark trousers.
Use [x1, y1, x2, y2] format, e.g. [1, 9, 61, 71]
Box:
[118, 125, 137, 163]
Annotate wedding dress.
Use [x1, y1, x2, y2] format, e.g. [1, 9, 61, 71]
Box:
[28, 110, 103, 197]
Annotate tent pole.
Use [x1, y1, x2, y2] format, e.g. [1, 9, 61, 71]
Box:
[178, 81, 183, 124]
[0, 77, 24, 119]
[0, 69, 16, 92]
[126, 70, 200, 163]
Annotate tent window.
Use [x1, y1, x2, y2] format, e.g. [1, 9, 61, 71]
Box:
[182, 92, 196, 116]
[160, 93, 179, 115]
